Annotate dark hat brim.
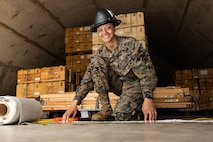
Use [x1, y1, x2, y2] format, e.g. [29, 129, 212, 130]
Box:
[92, 19, 121, 32]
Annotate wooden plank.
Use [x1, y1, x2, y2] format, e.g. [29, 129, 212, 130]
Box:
[40, 92, 76, 98]
[153, 96, 192, 103]
[155, 102, 193, 109]
[41, 97, 74, 102]
[42, 105, 82, 111]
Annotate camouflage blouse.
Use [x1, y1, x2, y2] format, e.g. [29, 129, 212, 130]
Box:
[74, 36, 158, 103]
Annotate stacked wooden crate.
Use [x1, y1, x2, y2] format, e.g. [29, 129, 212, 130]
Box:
[175, 68, 213, 110]
[16, 68, 41, 98]
[16, 65, 71, 98]
[197, 68, 213, 110]
[175, 69, 199, 110]
[65, 26, 93, 89]
[92, 11, 147, 54]
[153, 87, 194, 109]
[116, 12, 147, 49]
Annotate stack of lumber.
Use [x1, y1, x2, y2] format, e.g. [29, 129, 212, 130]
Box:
[40, 87, 193, 111]
[40, 92, 75, 111]
[40, 91, 119, 111]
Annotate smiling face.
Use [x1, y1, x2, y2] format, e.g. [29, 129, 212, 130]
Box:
[97, 23, 116, 44]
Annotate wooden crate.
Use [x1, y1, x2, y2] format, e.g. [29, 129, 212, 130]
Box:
[40, 65, 69, 82]
[175, 79, 199, 89]
[17, 68, 41, 84]
[198, 68, 213, 78]
[116, 26, 145, 41]
[40, 81, 70, 94]
[73, 26, 92, 35]
[65, 42, 92, 53]
[199, 89, 213, 103]
[153, 87, 190, 98]
[191, 89, 200, 101]
[16, 82, 43, 98]
[66, 54, 91, 65]
[66, 54, 90, 74]
[72, 34, 92, 44]
[175, 69, 199, 80]
[65, 26, 92, 54]
[16, 81, 71, 98]
[116, 12, 144, 28]
[199, 79, 213, 89]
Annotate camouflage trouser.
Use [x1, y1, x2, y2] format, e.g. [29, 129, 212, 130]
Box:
[91, 56, 143, 121]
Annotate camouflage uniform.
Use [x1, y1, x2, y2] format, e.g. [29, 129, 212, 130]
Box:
[73, 36, 158, 120]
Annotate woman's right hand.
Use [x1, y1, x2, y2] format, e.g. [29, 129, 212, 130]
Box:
[62, 100, 78, 123]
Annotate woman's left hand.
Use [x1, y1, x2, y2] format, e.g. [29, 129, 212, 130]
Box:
[142, 98, 157, 123]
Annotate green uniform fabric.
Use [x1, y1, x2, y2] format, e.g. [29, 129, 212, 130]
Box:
[73, 36, 158, 120]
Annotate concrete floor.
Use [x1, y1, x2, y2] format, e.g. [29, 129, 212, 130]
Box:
[0, 121, 213, 142]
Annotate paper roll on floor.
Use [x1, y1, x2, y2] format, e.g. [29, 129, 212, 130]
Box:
[0, 96, 43, 125]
